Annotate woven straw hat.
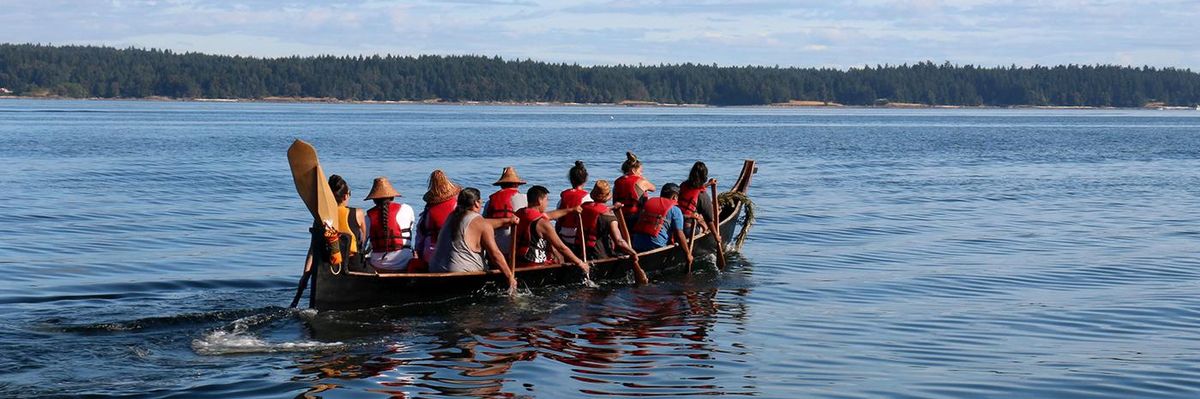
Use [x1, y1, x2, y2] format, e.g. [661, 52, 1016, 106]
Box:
[590, 179, 612, 202]
[363, 176, 401, 200]
[423, 170, 461, 203]
[492, 166, 527, 186]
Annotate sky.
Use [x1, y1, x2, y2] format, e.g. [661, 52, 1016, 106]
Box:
[3, 0, 1198, 69]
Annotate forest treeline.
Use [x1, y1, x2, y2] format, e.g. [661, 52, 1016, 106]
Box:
[2, 43, 1199, 107]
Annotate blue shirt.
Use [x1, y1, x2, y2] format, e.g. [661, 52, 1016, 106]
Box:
[632, 205, 685, 252]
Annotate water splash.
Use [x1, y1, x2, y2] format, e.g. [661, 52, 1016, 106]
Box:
[192, 309, 343, 355]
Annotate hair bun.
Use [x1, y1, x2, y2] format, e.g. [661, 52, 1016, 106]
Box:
[625, 151, 638, 161]
[574, 160, 585, 168]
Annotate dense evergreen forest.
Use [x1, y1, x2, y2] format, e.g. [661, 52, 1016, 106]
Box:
[2, 43, 1199, 107]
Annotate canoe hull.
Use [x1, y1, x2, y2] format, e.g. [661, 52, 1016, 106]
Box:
[303, 160, 755, 311]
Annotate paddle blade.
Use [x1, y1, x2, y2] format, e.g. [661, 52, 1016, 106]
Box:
[314, 164, 339, 227]
[287, 140, 320, 219]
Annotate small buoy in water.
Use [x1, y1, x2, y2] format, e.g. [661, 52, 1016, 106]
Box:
[609, 116, 614, 120]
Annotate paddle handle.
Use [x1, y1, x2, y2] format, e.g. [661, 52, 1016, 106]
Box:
[710, 182, 727, 270]
[615, 208, 649, 284]
[509, 224, 518, 271]
[577, 212, 587, 263]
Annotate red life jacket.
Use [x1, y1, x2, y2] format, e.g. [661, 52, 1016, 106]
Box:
[485, 188, 520, 218]
[580, 201, 610, 248]
[515, 207, 546, 263]
[420, 197, 457, 243]
[633, 197, 677, 236]
[367, 202, 410, 252]
[677, 183, 706, 218]
[614, 174, 643, 214]
[557, 188, 589, 230]
[560, 188, 589, 208]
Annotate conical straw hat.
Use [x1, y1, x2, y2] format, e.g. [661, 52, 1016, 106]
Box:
[363, 176, 401, 200]
[423, 170, 462, 203]
[492, 166, 527, 186]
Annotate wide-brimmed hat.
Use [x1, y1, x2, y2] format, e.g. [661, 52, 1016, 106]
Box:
[590, 179, 612, 202]
[492, 166, 527, 186]
[364, 177, 401, 200]
[423, 170, 461, 203]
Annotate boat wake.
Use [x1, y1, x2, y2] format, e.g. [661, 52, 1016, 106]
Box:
[192, 308, 344, 355]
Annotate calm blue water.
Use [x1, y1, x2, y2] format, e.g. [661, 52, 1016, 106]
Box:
[3, 99, 1200, 398]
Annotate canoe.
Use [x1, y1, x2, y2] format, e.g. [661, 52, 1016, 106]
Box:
[301, 160, 757, 311]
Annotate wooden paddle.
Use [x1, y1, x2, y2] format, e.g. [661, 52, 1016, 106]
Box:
[614, 208, 649, 284]
[286, 139, 340, 308]
[687, 222, 699, 274]
[577, 212, 588, 264]
[508, 223, 518, 272]
[709, 181, 727, 270]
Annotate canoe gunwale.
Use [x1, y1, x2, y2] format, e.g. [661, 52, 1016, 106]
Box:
[307, 160, 756, 310]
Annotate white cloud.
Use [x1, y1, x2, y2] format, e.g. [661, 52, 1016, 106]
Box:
[1, 0, 1197, 69]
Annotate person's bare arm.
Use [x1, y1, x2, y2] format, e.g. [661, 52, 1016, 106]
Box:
[638, 178, 656, 193]
[673, 227, 693, 267]
[477, 218, 517, 294]
[543, 206, 581, 220]
[607, 221, 638, 260]
[538, 219, 588, 272]
[484, 215, 519, 229]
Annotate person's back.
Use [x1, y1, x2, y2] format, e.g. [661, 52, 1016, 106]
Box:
[362, 177, 416, 272]
[614, 152, 654, 224]
[557, 160, 591, 245]
[484, 167, 528, 258]
[427, 188, 521, 295]
[631, 184, 687, 256]
[678, 161, 716, 229]
[429, 212, 487, 273]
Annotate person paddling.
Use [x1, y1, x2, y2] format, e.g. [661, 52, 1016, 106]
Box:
[515, 185, 589, 274]
[410, 170, 460, 272]
[613, 152, 656, 225]
[678, 161, 718, 232]
[429, 188, 519, 295]
[578, 180, 639, 262]
[631, 183, 692, 268]
[483, 166, 528, 260]
[363, 177, 417, 272]
[329, 175, 366, 262]
[556, 160, 591, 246]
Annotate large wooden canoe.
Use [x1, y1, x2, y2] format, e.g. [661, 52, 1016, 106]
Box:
[303, 160, 757, 311]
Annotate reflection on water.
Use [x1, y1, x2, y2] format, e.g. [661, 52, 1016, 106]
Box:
[291, 270, 754, 398]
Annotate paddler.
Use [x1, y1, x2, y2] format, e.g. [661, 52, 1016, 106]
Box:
[577, 180, 639, 262]
[483, 166, 528, 259]
[678, 161, 717, 232]
[363, 177, 417, 272]
[631, 183, 692, 267]
[410, 170, 460, 272]
[613, 151, 656, 225]
[328, 175, 366, 260]
[514, 185, 589, 274]
[556, 160, 591, 246]
[429, 188, 520, 295]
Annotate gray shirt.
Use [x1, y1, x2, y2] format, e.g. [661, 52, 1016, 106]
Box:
[428, 212, 488, 273]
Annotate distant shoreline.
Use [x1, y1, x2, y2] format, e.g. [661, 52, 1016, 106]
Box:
[2, 95, 1198, 111]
